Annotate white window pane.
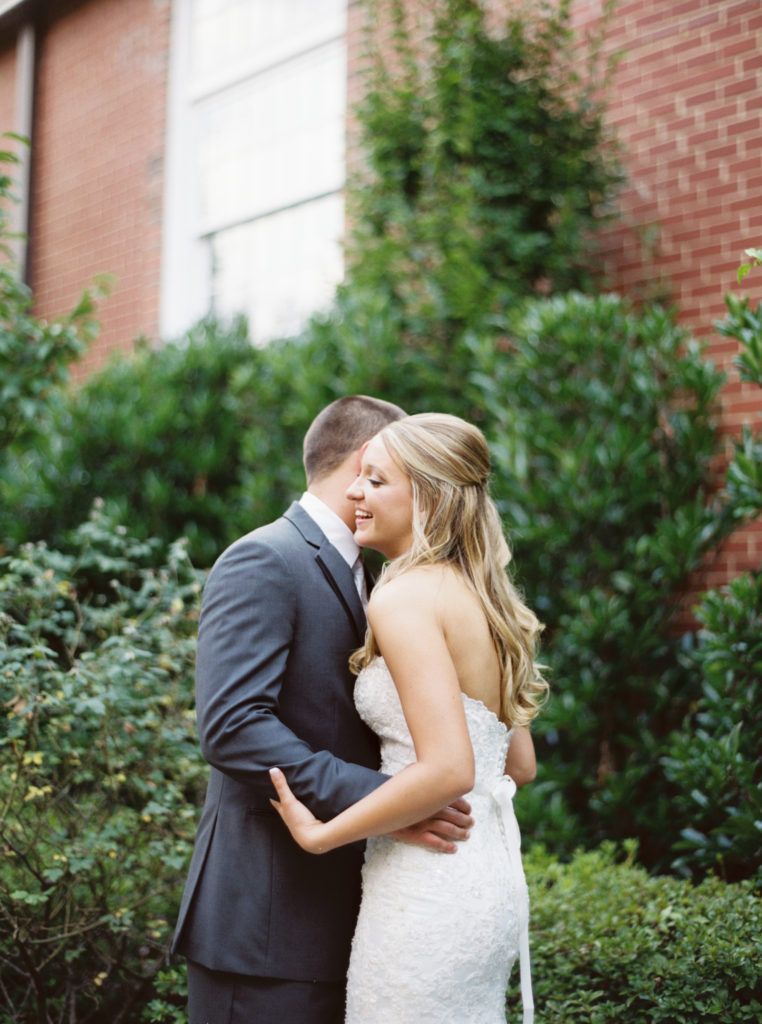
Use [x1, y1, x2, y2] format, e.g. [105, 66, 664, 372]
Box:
[197, 39, 346, 230]
[191, 0, 346, 92]
[211, 193, 345, 342]
[161, 0, 348, 343]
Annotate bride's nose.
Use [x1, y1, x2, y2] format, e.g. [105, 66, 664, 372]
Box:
[345, 475, 362, 501]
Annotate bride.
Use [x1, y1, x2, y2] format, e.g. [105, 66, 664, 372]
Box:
[269, 413, 547, 1023]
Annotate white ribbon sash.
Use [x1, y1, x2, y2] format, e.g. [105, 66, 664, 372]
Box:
[475, 774, 534, 1024]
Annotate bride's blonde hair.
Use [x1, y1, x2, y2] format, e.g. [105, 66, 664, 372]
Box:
[350, 413, 547, 727]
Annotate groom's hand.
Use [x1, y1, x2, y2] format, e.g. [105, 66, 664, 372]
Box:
[388, 797, 473, 854]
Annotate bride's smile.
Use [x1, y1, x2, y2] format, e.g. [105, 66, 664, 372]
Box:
[346, 435, 414, 560]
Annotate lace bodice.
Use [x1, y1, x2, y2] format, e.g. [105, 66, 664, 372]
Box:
[354, 655, 512, 779]
[345, 658, 533, 1024]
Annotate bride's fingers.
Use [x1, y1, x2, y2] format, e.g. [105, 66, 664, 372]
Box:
[269, 766, 292, 803]
[268, 769, 326, 855]
[269, 768, 310, 831]
[269, 770, 295, 827]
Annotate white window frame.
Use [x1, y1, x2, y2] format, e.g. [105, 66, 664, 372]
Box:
[160, 0, 348, 344]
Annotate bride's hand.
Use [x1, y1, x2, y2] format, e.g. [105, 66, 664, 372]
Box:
[269, 767, 330, 855]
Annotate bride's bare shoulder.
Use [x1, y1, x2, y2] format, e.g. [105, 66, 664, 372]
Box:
[368, 565, 461, 618]
[367, 568, 452, 650]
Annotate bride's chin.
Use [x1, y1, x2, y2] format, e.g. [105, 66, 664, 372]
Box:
[361, 536, 390, 558]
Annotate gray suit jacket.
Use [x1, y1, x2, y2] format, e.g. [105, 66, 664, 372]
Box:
[172, 502, 384, 980]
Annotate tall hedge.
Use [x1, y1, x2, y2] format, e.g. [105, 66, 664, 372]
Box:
[0, 319, 261, 566]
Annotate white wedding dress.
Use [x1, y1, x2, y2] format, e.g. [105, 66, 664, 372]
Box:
[345, 658, 533, 1024]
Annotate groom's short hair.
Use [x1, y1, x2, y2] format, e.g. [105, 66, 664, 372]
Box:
[303, 396, 406, 484]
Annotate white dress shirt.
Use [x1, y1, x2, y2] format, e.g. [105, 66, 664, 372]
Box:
[299, 492, 367, 607]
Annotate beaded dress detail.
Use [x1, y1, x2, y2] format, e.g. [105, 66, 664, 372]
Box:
[345, 658, 533, 1024]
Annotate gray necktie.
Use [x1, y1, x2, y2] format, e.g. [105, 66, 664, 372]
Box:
[352, 554, 368, 610]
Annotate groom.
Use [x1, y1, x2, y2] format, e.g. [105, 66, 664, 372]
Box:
[172, 396, 473, 1023]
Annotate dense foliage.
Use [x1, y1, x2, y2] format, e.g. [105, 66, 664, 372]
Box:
[348, 0, 622, 343]
[7, 289, 754, 878]
[0, 506, 204, 1021]
[0, 319, 260, 566]
[518, 841, 762, 1023]
[659, 294, 762, 882]
[664, 572, 762, 882]
[472, 293, 734, 869]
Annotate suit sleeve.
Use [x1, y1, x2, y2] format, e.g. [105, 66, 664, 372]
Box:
[194, 534, 385, 821]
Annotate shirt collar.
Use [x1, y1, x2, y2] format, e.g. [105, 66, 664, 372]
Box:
[299, 491, 360, 569]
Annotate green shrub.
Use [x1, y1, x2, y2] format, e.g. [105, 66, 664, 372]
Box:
[663, 572, 762, 882]
[473, 293, 731, 867]
[0, 319, 260, 566]
[3, 290, 734, 873]
[659, 296, 762, 882]
[717, 296, 762, 521]
[0, 296, 487, 568]
[516, 842, 762, 1023]
[0, 504, 205, 1021]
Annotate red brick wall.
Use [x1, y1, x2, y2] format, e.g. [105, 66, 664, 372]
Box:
[346, 0, 368, 180]
[0, 45, 16, 143]
[0, 42, 19, 235]
[29, 0, 171, 379]
[569, 0, 762, 579]
[574, 0, 762, 334]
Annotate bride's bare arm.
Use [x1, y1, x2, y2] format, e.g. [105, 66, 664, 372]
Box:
[270, 573, 475, 854]
[505, 726, 536, 787]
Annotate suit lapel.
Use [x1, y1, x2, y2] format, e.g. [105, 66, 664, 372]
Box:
[283, 502, 366, 641]
[315, 546, 366, 641]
